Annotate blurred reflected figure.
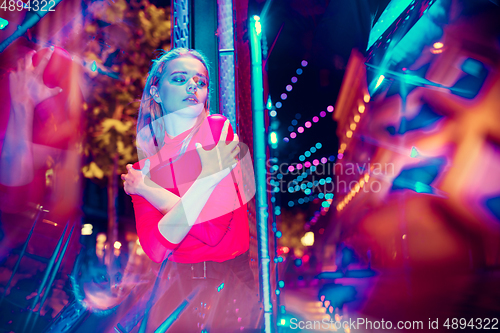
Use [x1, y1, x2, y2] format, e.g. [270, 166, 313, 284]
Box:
[0, 47, 83, 323]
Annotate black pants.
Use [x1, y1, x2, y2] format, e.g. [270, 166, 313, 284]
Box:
[142, 252, 260, 333]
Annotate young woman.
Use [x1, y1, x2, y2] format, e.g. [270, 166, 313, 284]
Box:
[121, 48, 256, 331]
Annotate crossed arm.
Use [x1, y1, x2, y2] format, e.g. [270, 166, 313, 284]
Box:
[122, 120, 240, 245]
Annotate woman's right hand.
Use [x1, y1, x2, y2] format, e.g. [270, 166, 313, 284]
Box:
[9, 49, 62, 110]
[195, 120, 240, 185]
[122, 159, 151, 196]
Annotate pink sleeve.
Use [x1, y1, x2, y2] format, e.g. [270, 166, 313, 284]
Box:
[131, 194, 176, 263]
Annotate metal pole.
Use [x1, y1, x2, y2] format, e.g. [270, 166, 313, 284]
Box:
[23, 223, 69, 333]
[249, 15, 274, 333]
[0, 0, 65, 52]
[0, 205, 45, 306]
[171, 0, 190, 49]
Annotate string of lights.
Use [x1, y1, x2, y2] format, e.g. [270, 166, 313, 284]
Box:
[284, 106, 334, 142]
[272, 60, 308, 112]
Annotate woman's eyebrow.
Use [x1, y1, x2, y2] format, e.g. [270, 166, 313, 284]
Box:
[169, 71, 208, 80]
[197, 73, 208, 80]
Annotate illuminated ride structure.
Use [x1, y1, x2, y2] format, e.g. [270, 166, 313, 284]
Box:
[327, 0, 500, 324]
[0, 0, 278, 332]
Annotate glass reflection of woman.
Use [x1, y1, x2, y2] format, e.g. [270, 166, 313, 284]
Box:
[121, 48, 256, 332]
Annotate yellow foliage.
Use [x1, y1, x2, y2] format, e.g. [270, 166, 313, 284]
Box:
[101, 118, 133, 134]
[117, 139, 134, 162]
[82, 162, 104, 179]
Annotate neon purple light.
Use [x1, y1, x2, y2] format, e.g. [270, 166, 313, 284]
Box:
[288, 165, 294, 172]
[281, 93, 287, 100]
[313, 116, 319, 123]
[291, 76, 298, 83]
[298, 126, 304, 133]
[301, 60, 308, 67]
[313, 159, 319, 166]
[297, 164, 303, 170]
[337, 153, 343, 159]
[283, 137, 289, 142]
[305, 121, 311, 128]
[286, 85, 292, 92]
[305, 161, 311, 168]
[290, 132, 297, 139]
[327, 105, 334, 112]
[320, 111, 327, 117]
[321, 157, 327, 164]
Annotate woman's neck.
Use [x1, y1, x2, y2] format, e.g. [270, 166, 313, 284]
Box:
[161, 104, 205, 138]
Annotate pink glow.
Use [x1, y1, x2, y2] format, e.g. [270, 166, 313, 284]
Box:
[298, 126, 304, 133]
[281, 93, 287, 100]
[286, 85, 292, 91]
[297, 164, 303, 170]
[313, 116, 319, 122]
[320, 111, 327, 117]
[291, 76, 298, 83]
[313, 159, 319, 166]
[288, 165, 295, 172]
[321, 157, 327, 163]
[305, 161, 311, 168]
[337, 153, 343, 159]
[290, 132, 297, 139]
[327, 105, 334, 112]
[305, 121, 311, 128]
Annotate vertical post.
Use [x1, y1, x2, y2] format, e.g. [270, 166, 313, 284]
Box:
[249, 15, 274, 333]
[171, 0, 190, 48]
[191, 0, 219, 114]
[217, 0, 236, 127]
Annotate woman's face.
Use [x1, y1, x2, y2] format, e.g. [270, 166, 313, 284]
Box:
[153, 55, 209, 115]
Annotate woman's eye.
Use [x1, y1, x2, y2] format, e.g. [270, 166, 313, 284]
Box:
[172, 76, 185, 83]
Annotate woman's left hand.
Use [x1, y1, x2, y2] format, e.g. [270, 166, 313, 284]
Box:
[195, 120, 239, 184]
[121, 160, 150, 196]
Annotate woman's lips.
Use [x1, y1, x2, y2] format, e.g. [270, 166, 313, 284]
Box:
[184, 96, 199, 103]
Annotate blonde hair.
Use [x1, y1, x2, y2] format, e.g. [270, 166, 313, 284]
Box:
[136, 48, 211, 159]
